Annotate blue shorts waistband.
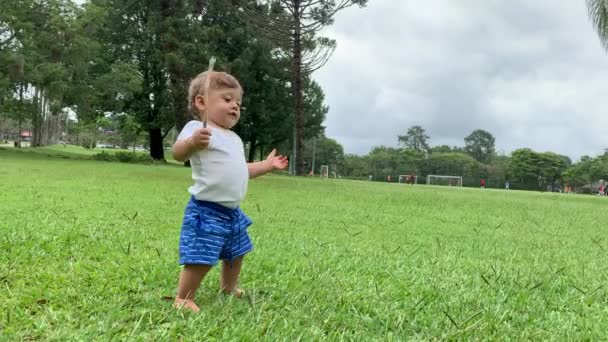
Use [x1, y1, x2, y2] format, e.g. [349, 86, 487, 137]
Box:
[190, 196, 240, 217]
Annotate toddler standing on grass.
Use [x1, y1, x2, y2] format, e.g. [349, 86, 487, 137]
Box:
[172, 70, 288, 312]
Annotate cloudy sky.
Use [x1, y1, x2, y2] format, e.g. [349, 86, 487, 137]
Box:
[314, 0, 608, 161]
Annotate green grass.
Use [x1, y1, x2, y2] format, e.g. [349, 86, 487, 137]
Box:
[39, 144, 135, 156]
[9, 143, 143, 156]
[1, 144, 181, 164]
[1, 149, 608, 340]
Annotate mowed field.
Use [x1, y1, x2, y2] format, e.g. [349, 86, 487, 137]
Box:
[1, 149, 608, 340]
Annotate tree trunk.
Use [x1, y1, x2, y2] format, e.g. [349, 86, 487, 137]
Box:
[31, 88, 36, 146]
[0, 110, 4, 141]
[36, 89, 41, 147]
[42, 92, 47, 146]
[41, 92, 48, 145]
[45, 100, 52, 145]
[292, 1, 305, 175]
[149, 127, 164, 160]
[18, 118, 22, 148]
[36, 88, 44, 147]
[91, 124, 96, 149]
[31, 87, 39, 147]
[17, 86, 24, 147]
[248, 137, 257, 162]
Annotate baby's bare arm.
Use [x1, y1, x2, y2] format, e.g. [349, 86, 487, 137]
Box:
[248, 160, 273, 179]
[248, 149, 288, 178]
[173, 137, 195, 162]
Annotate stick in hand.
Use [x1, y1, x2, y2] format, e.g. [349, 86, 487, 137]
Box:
[202, 56, 216, 128]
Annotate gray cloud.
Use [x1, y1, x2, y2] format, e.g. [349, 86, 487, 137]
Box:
[314, 0, 608, 160]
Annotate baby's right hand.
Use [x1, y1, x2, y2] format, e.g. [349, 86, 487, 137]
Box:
[189, 127, 212, 150]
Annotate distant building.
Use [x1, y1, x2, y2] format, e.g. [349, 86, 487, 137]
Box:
[20, 131, 32, 141]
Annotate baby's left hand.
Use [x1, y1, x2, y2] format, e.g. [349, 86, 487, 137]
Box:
[265, 149, 289, 170]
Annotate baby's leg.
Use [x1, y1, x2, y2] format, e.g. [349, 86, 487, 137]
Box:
[220, 257, 244, 297]
[175, 264, 212, 312]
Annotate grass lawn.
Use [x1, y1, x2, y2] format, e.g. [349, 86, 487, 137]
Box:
[1, 149, 608, 340]
[1, 143, 180, 164]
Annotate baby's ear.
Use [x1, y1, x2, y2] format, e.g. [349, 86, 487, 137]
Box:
[194, 94, 206, 112]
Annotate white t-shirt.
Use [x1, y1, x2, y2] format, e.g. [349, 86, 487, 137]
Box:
[177, 120, 248, 209]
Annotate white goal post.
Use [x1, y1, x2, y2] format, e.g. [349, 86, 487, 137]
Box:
[426, 175, 463, 187]
[320, 165, 329, 179]
[399, 175, 417, 184]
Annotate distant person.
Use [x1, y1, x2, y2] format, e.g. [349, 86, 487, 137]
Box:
[171, 70, 288, 312]
[480, 179, 485, 189]
[405, 175, 413, 185]
[505, 180, 510, 190]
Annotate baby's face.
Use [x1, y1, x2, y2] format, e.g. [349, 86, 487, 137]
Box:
[199, 88, 242, 129]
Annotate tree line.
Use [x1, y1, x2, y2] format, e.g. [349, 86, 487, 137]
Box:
[0, 0, 366, 173]
[311, 125, 608, 192]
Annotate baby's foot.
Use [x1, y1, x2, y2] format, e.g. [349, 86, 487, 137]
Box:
[223, 288, 245, 298]
[174, 298, 200, 313]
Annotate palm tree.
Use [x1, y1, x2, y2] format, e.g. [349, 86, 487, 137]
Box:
[587, 0, 608, 49]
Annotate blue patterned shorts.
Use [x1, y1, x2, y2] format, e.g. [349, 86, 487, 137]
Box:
[179, 197, 253, 265]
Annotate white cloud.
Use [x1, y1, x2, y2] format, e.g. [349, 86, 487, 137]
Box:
[314, 0, 608, 160]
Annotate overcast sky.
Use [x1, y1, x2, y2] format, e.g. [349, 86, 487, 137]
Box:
[314, 0, 608, 161]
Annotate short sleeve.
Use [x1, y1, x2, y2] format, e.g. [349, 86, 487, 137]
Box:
[177, 120, 202, 141]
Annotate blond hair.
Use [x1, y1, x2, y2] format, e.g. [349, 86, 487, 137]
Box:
[188, 71, 242, 118]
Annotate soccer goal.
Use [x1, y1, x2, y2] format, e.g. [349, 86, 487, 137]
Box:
[426, 175, 463, 187]
[320, 165, 329, 179]
[399, 174, 417, 184]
